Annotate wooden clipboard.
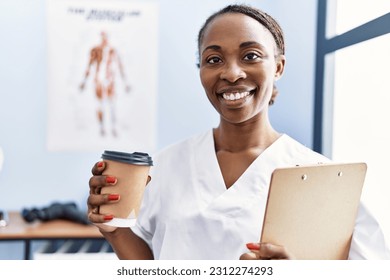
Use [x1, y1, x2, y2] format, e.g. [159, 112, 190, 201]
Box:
[260, 162, 367, 260]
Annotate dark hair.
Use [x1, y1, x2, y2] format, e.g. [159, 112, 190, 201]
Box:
[197, 4, 285, 62]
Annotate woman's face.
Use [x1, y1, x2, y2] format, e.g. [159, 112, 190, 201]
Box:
[199, 13, 285, 125]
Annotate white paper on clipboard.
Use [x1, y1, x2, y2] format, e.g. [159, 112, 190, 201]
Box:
[260, 162, 367, 260]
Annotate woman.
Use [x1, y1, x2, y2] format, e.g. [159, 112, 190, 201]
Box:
[87, 4, 388, 260]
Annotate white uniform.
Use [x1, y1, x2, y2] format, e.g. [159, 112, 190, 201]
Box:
[132, 130, 389, 259]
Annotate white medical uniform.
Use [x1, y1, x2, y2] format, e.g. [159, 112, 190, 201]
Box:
[132, 130, 389, 259]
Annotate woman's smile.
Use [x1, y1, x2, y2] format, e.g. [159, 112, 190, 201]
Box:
[217, 85, 256, 106]
[218, 90, 255, 109]
[222, 91, 250, 101]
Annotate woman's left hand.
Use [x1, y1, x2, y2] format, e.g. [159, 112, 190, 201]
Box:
[240, 242, 295, 260]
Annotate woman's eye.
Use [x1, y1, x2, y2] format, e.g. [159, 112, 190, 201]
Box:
[207, 57, 222, 64]
[243, 53, 260, 61]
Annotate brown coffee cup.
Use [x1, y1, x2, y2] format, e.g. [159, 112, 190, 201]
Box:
[99, 150, 153, 228]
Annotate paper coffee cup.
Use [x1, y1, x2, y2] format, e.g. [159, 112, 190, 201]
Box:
[99, 150, 153, 228]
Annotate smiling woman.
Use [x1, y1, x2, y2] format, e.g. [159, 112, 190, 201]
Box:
[197, 7, 285, 191]
[86, 4, 389, 260]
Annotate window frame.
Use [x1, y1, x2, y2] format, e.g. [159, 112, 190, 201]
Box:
[313, 0, 390, 153]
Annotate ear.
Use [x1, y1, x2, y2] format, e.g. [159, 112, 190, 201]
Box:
[274, 55, 286, 81]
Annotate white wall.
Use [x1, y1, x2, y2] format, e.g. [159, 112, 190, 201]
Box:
[0, 0, 318, 211]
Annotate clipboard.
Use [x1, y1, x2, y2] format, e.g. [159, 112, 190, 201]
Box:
[260, 162, 367, 260]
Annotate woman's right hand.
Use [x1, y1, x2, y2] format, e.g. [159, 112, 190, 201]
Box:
[87, 161, 120, 232]
[87, 161, 154, 259]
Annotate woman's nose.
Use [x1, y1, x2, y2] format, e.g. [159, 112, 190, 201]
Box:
[220, 61, 246, 82]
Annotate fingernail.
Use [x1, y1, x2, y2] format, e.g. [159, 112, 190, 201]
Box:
[108, 194, 120, 201]
[104, 214, 114, 221]
[106, 176, 116, 184]
[246, 243, 260, 250]
[97, 161, 104, 168]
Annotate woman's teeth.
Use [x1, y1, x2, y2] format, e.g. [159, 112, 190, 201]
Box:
[222, 91, 250, 101]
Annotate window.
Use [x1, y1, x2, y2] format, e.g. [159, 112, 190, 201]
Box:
[314, 0, 390, 245]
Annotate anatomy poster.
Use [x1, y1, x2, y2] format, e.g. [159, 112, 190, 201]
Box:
[46, 0, 158, 152]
